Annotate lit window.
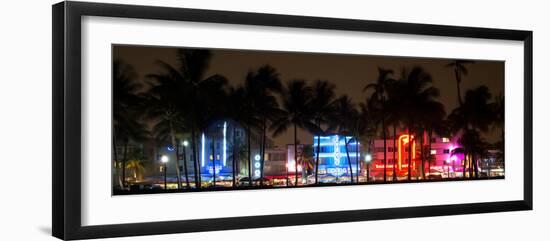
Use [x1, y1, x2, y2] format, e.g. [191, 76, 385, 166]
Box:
[430, 149, 437, 155]
[442, 137, 450, 143]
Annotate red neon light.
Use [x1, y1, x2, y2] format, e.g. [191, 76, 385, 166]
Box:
[397, 134, 415, 171]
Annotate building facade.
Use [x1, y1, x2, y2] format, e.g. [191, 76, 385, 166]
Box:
[369, 134, 466, 179]
[313, 134, 361, 183]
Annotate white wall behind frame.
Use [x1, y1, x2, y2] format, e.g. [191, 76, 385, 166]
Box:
[0, 1, 546, 241]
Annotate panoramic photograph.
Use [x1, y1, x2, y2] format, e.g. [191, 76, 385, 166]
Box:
[112, 45, 504, 195]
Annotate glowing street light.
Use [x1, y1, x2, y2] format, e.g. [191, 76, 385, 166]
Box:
[182, 140, 189, 147]
[364, 154, 372, 163]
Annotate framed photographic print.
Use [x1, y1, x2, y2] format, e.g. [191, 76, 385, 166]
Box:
[52, 1, 533, 240]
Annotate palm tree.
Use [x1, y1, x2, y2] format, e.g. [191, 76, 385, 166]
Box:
[416, 101, 446, 179]
[354, 101, 376, 183]
[330, 95, 358, 183]
[309, 80, 337, 184]
[384, 82, 405, 181]
[271, 80, 315, 186]
[446, 60, 476, 176]
[179, 138, 191, 188]
[446, 60, 475, 107]
[146, 98, 185, 189]
[364, 68, 394, 182]
[227, 86, 262, 186]
[113, 60, 148, 189]
[125, 159, 146, 182]
[458, 129, 489, 178]
[147, 49, 229, 188]
[245, 65, 284, 186]
[397, 67, 440, 180]
[226, 88, 247, 187]
[449, 86, 493, 178]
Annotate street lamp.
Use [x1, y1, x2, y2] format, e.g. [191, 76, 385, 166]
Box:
[161, 155, 169, 189]
[364, 154, 372, 181]
[181, 140, 190, 188]
[364, 154, 372, 162]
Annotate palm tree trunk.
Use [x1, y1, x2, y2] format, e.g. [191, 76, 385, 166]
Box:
[182, 143, 190, 188]
[260, 120, 266, 187]
[462, 147, 468, 179]
[122, 141, 128, 188]
[314, 120, 321, 185]
[367, 139, 372, 181]
[469, 153, 474, 178]
[345, 138, 354, 183]
[473, 153, 479, 178]
[294, 124, 299, 186]
[232, 127, 237, 187]
[169, 122, 182, 189]
[420, 131, 425, 180]
[247, 125, 252, 186]
[428, 130, 433, 178]
[356, 135, 360, 183]
[383, 122, 387, 183]
[191, 128, 200, 188]
[407, 124, 412, 181]
[455, 67, 464, 106]
[393, 125, 397, 181]
[301, 151, 307, 184]
[211, 136, 216, 187]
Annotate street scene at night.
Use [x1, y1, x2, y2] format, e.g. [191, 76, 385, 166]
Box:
[112, 45, 504, 194]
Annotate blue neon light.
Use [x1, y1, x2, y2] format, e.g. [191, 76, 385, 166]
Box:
[313, 134, 360, 177]
[201, 133, 205, 167]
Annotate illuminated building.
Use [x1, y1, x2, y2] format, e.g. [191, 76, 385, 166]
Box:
[313, 134, 360, 182]
[370, 135, 467, 179]
[199, 120, 245, 182]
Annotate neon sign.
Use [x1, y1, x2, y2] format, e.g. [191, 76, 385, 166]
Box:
[254, 154, 261, 177]
[201, 133, 205, 167]
[207, 164, 222, 175]
[313, 134, 359, 178]
[397, 134, 415, 170]
[332, 135, 342, 166]
[327, 167, 349, 176]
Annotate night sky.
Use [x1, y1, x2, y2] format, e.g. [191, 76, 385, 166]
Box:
[113, 45, 504, 146]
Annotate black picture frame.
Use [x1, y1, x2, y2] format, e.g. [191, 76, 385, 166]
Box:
[52, 1, 533, 240]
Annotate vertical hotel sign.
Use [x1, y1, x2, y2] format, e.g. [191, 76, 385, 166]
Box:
[326, 135, 348, 177]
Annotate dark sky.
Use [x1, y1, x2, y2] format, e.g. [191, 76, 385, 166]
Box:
[113, 45, 504, 145]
